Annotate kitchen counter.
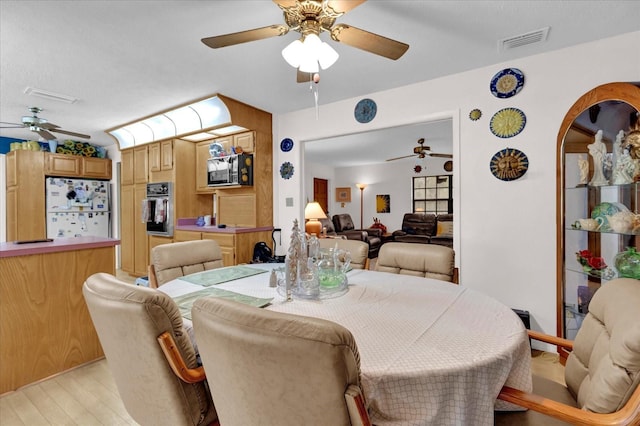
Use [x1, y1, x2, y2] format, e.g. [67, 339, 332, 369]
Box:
[176, 218, 272, 234]
[0, 236, 120, 258]
[0, 236, 118, 394]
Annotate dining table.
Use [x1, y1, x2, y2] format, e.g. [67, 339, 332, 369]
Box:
[159, 263, 532, 426]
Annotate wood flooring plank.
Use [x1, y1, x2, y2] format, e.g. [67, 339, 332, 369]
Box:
[0, 394, 27, 425]
[23, 384, 75, 425]
[39, 379, 101, 425]
[2, 391, 49, 425]
[54, 370, 131, 425]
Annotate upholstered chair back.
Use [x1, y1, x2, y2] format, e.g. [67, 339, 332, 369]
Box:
[375, 242, 455, 282]
[333, 213, 357, 232]
[150, 240, 223, 287]
[319, 238, 369, 269]
[192, 297, 370, 426]
[564, 277, 640, 412]
[400, 213, 437, 236]
[319, 217, 337, 235]
[82, 273, 217, 426]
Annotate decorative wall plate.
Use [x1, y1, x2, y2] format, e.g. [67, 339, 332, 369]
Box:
[490, 148, 529, 181]
[444, 160, 453, 172]
[354, 98, 377, 123]
[490, 68, 525, 98]
[469, 109, 482, 121]
[280, 138, 294, 152]
[490, 107, 526, 138]
[279, 161, 294, 179]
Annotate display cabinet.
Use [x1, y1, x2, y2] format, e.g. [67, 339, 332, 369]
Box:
[558, 82, 640, 344]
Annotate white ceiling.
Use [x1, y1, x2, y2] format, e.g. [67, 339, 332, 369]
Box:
[1, 1, 639, 165]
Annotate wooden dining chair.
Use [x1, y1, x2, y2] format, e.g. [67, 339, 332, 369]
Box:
[374, 241, 456, 282]
[495, 277, 640, 425]
[192, 297, 371, 426]
[83, 272, 218, 426]
[149, 239, 223, 288]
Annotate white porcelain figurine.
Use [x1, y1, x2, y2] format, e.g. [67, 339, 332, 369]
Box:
[588, 130, 609, 186]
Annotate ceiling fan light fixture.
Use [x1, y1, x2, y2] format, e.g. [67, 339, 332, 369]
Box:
[318, 41, 339, 69]
[282, 39, 304, 67]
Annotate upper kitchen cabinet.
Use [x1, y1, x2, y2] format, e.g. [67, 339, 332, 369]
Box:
[45, 153, 111, 180]
[149, 140, 173, 173]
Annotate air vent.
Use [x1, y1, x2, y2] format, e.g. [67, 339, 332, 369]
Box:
[498, 27, 550, 52]
[24, 87, 78, 104]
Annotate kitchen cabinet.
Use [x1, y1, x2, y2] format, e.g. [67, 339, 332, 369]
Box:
[5, 150, 46, 241]
[557, 82, 640, 346]
[234, 131, 255, 153]
[149, 140, 173, 173]
[195, 141, 214, 194]
[5, 150, 112, 241]
[45, 154, 112, 179]
[120, 140, 204, 276]
[174, 228, 273, 266]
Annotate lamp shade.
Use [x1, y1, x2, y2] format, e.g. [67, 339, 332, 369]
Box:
[304, 202, 327, 236]
[281, 34, 339, 73]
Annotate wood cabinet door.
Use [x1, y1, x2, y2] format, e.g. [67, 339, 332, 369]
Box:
[148, 142, 161, 172]
[160, 140, 173, 170]
[196, 141, 214, 193]
[120, 185, 134, 273]
[121, 149, 134, 185]
[174, 230, 202, 241]
[235, 131, 255, 153]
[201, 233, 235, 266]
[82, 157, 112, 179]
[5, 187, 18, 242]
[134, 184, 149, 276]
[6, 152, 17, 187]
[133, 146, 149, 184]
[46, 154, 81, 177]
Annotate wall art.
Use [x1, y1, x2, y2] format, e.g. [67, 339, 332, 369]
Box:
[376, 194, 390, 213]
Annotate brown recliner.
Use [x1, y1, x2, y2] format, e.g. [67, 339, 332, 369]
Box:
[332, 214, 382, 258]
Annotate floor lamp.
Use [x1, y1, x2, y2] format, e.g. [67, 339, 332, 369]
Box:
[355, 183, 367, 229]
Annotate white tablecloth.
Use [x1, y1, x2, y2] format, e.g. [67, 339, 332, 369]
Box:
[160, 264, 532, 426]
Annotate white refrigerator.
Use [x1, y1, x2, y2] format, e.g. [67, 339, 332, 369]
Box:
[46, 177, 111, 239]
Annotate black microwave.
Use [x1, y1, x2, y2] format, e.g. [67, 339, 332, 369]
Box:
[207, 154, 253, 187]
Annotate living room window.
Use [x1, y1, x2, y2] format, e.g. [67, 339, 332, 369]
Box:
[412, 175, 452, 214]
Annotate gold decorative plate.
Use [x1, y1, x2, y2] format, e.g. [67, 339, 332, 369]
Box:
[490, 108, 526, 138]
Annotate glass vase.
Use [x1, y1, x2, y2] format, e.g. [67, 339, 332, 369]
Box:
[614, 247, 640, 279]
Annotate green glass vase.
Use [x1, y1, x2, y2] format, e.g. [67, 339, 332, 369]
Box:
[614, 247, 640, 279]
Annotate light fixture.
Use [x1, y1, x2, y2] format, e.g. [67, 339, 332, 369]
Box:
[106, 95, 238, 149]
[355, 183, 367, 229]
[282, 33, 339, 73]
[304, 202, 327, 236]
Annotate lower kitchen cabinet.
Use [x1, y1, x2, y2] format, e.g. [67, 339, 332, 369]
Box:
[174, 228, 273, 266]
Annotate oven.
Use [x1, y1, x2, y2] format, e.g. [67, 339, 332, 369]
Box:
[144, 182, 173, 237]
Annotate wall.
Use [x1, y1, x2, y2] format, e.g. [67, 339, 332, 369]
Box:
[274, 31, 640, 347]
[306, 156, 452, 231]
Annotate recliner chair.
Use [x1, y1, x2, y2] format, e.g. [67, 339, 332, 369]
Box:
[496, 277, 640, 425]
[192, 297, 371, 426]
[332, 214, 382, 258]
[82, 272, 218, 426]
[149, 239, 224, 288]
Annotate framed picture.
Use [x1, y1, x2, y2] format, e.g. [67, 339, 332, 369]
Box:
[335, 187, 351, 203]
[376, 194, 390, 213]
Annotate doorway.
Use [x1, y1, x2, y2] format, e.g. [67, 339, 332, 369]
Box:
[313, 178, 328, 215]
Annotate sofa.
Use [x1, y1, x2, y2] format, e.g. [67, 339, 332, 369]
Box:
[392, 213, 453, 248]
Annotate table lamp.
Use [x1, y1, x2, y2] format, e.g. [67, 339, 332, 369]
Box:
[304, 202, 327, 236]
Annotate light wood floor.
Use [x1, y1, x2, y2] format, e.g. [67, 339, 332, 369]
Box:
[0, 270, 566, 425]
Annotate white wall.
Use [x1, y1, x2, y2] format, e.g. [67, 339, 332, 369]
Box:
[273, 31, 640, 346]
[306, 157, 452, 231]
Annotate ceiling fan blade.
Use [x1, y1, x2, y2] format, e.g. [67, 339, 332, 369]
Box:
[386, 154, 416, 162]
[51, 128, 91, 139]
[297, 69, 310, 83]
[429, 153, 453, 159]
[330, 24, 409, 60]
[0, 122, 25, 128]
[201, 25, 289, 49]
[36, 129, 56, 140]
[38, 122, 59, 130]
[326, 0, 367, 14]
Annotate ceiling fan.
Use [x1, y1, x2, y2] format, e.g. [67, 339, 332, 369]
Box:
[0, 107, 90, 140]
[386, 138, 453, 162]
[201, 0, 409, 80]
